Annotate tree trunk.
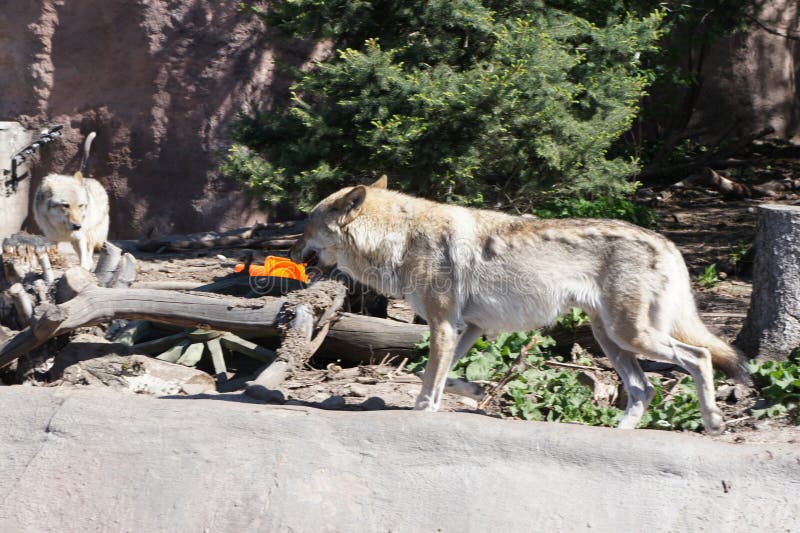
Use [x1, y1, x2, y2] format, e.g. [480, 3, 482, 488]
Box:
[736, 204, 800, 361]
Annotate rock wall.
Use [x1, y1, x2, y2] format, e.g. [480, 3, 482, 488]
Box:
[0, 0, 318, 238]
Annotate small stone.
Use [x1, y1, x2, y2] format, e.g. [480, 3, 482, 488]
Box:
[715, 384, 734, 401]
[181, 381, 213, 395]
[348, 384, 370, 397]
[360, 397, 386, 411]
[245, 385, 285, 403]
[320, 395, 346, 409]
[459, 397, 479, 409]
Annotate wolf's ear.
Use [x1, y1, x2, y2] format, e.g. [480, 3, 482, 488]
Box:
[335, 185, 367, 225]
[371, 174, 388, 189]
[73, 171, 84, 184]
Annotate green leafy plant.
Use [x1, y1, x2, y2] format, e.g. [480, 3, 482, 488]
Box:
[696, 264, 720, 289]
[412, 325, 716, 431]
[533, 195, 657, 227]
[557, 307, 591, 332]
[227, 1, 664, 210]
[747, 350, 800, 423]
[638, 376, 704, 431]
[728, 240, 750, 274]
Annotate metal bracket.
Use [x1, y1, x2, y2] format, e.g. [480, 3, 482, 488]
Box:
[3, 124, 63, 196]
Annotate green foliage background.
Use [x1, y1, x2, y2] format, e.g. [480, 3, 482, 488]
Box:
[224, 0, 664, 210]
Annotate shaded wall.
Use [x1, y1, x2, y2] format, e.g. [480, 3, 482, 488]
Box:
[0, 0, 316, 239]
[690, 0, 800, 142]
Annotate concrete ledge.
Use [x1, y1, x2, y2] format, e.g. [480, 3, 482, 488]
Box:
[1, 387, 798, 532]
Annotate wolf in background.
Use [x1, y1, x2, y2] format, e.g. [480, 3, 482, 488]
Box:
[291, 176, 746, 434]
[34, 132, 109, 270]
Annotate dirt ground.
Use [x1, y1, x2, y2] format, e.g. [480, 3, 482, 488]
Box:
[6, 145, 800, 444]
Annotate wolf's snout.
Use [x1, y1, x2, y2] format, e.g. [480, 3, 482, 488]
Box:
[70, 223, 82, 231]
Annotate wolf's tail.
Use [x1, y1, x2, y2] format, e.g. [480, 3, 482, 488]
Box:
[80, 131, 97, 173]
[671, 308, 750, 384]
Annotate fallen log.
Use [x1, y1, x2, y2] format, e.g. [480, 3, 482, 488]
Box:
[137, 221, 306, 253]
[317, 314, 427, 364]
[0, 287, 286, 369]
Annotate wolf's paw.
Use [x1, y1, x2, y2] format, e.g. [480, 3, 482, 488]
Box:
[704, 410, 725, 436]
[414, 396, 440, 412]
[444, 377, 485, 401]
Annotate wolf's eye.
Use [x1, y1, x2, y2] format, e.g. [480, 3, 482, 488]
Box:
[78, 204, 87, 209]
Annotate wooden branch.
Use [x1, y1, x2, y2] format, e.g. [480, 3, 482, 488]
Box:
[32, 280, 49, 305]
[37, 251, 54, 285]
[130, 332, 188, 354]
[137, 221, 306, 253]
[220, 333, 276, 363]
[637, 127, 775, 182]
[672, 168, 751, 198]
[0, 287, 285, 369]
[131, 281, 210, 291]
[131, 276, 307, 297]
[55, 267, 97, 303]
[207, 337, 228, 382]
[109, 253, 137, 288]
[8, 283, 33, 326]
[94, 242, 122, 285]
[317, 314, 427, 364]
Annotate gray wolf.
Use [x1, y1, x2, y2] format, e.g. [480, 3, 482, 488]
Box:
[290, 176, 745, 434]
[34, 132, 109, 270]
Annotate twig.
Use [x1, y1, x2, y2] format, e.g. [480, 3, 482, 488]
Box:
[725, 415, 753, 425]
[746, 14, 800, 41]
[637, 127, 774, 181]
[543, 360, 604, 372]
[477, 334, 539, 410]
[306, 321, 332, 358]
[394, 357, 408, 377]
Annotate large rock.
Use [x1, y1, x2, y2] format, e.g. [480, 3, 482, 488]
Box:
[0, 387, 798, 532]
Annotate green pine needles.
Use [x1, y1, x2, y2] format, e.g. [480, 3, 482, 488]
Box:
[224, 1, 663, 210]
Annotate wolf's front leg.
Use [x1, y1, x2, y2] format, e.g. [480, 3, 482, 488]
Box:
[76, 237, 93, 270]
[415, 319, 457, 411]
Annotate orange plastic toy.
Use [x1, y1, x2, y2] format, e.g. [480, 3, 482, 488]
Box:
[234, 256, 308, 283]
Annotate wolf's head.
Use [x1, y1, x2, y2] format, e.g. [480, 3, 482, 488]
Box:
[290, 175, 388, 268]
[36, 172, 91, 238]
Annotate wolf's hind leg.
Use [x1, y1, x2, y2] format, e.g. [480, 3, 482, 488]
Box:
[440, 324, 485, 402]
[604, 314, 724, 434]
[451, 323, 483, 367]
[591, 318, 654, 429]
